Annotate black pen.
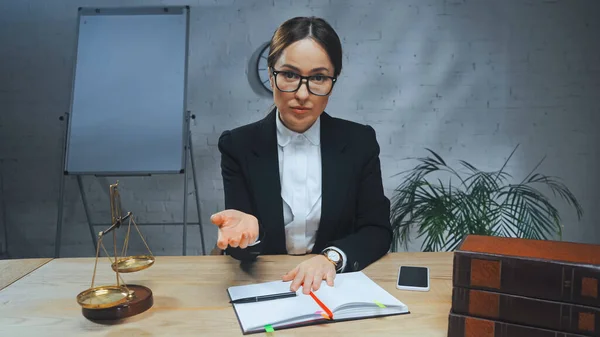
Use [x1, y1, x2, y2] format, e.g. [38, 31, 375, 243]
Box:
[229, 291, 297, 304]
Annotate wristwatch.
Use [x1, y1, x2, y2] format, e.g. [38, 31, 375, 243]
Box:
[322, 248, 343, 272]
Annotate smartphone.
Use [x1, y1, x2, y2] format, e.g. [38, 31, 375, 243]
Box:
[396, 266, 430, 291]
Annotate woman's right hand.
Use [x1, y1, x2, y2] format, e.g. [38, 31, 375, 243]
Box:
[210, 209, 259, 250]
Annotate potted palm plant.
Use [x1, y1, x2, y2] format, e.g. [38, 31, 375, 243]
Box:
[389, 145, 584, 252]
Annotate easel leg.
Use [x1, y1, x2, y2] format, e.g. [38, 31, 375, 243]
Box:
[55, 176, 65, 258]
[77, 176, 97, 252]
[54, 112, 69, 258]
[188, 133, 205, 255]
[182, 137, 189, 257]
[0, 160, 9, 258]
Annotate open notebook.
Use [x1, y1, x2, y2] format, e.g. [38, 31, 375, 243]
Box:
[227, 271, 410, 334]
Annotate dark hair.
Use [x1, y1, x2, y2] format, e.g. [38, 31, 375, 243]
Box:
[267, 16, 343, 78]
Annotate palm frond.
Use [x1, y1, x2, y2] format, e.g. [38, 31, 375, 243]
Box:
[493, 144, 519, 183]
[525, 174, 584, 219]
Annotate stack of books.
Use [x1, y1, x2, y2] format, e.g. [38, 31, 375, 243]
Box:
[447, 234, 600, 337]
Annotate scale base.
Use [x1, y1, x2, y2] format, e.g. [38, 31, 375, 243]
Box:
[82, 284, 153, 321]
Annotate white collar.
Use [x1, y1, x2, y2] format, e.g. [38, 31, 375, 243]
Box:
[276, 109, 320, 147]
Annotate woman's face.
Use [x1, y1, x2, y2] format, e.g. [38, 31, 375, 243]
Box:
[269, 38, 334, 133]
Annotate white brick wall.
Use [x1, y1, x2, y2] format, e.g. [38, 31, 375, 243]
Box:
[0, 0, 598, 258]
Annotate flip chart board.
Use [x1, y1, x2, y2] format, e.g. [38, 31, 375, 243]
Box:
[65, 6, 190, 175]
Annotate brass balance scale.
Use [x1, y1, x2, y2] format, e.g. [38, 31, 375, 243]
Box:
[76, 181, 155, 320]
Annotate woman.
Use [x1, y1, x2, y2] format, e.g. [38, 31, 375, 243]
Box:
[211, 16, 392, 294]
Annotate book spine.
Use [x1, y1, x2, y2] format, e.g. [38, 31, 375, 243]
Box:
[448, 312, 588, 337]
[452, 287, 600, 336]
[453, 252, 600, 307]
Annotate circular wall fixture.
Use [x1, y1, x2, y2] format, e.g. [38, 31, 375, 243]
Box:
[247, 41, 272, 97]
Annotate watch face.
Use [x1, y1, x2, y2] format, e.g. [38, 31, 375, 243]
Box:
[327, 250, 340, 262]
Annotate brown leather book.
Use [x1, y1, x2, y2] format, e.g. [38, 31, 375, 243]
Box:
[453, 235, 600, 307]
[448, 312, 590, 337]
[452, 286, 600, 336]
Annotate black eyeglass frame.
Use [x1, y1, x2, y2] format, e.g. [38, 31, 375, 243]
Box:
[271, 69, 337, 96]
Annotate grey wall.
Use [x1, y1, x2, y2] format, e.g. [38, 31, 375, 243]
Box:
[1, 0, 599, 258]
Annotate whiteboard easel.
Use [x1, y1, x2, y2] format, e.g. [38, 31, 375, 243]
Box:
[54, 6, 205, 257]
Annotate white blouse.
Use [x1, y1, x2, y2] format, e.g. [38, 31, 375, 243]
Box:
[248, 110, 347, 271]
[275, 109, 322, 255]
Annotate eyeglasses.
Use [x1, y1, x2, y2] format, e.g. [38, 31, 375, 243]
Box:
[271, 69, 337, 96]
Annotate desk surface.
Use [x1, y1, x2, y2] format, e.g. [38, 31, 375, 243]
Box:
[0, 258, 52, 291]
[0, 252, 453, 336]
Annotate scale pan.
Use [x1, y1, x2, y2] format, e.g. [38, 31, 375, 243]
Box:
[82, 284, 153, 321]
[111, 255, 155, 273]
[76, 285, 130, 309]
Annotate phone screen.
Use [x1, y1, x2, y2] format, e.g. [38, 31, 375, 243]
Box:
[398, 266, 428, 287]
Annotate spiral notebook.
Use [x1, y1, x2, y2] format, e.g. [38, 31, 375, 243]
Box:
[227, 271, 410, 334]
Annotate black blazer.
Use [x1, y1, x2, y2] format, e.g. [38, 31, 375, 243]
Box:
[217, 108, 392, 272]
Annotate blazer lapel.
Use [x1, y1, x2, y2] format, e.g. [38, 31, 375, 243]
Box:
[313, 112, 351, 252]
[247, 109, 287, 254]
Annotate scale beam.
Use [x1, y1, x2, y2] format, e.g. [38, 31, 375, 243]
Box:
[98, 212, 132, 237]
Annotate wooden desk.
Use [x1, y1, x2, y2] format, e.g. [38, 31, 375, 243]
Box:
[0, 252, 453, 336]
[0, 258, 52, 291]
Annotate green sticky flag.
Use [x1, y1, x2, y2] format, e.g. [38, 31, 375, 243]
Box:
[374, 300, 386, 308]
[265, 324, 275, 333]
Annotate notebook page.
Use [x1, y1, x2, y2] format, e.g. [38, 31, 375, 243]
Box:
[228, 280, 321, 332]
[313, 271, 408, 313]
